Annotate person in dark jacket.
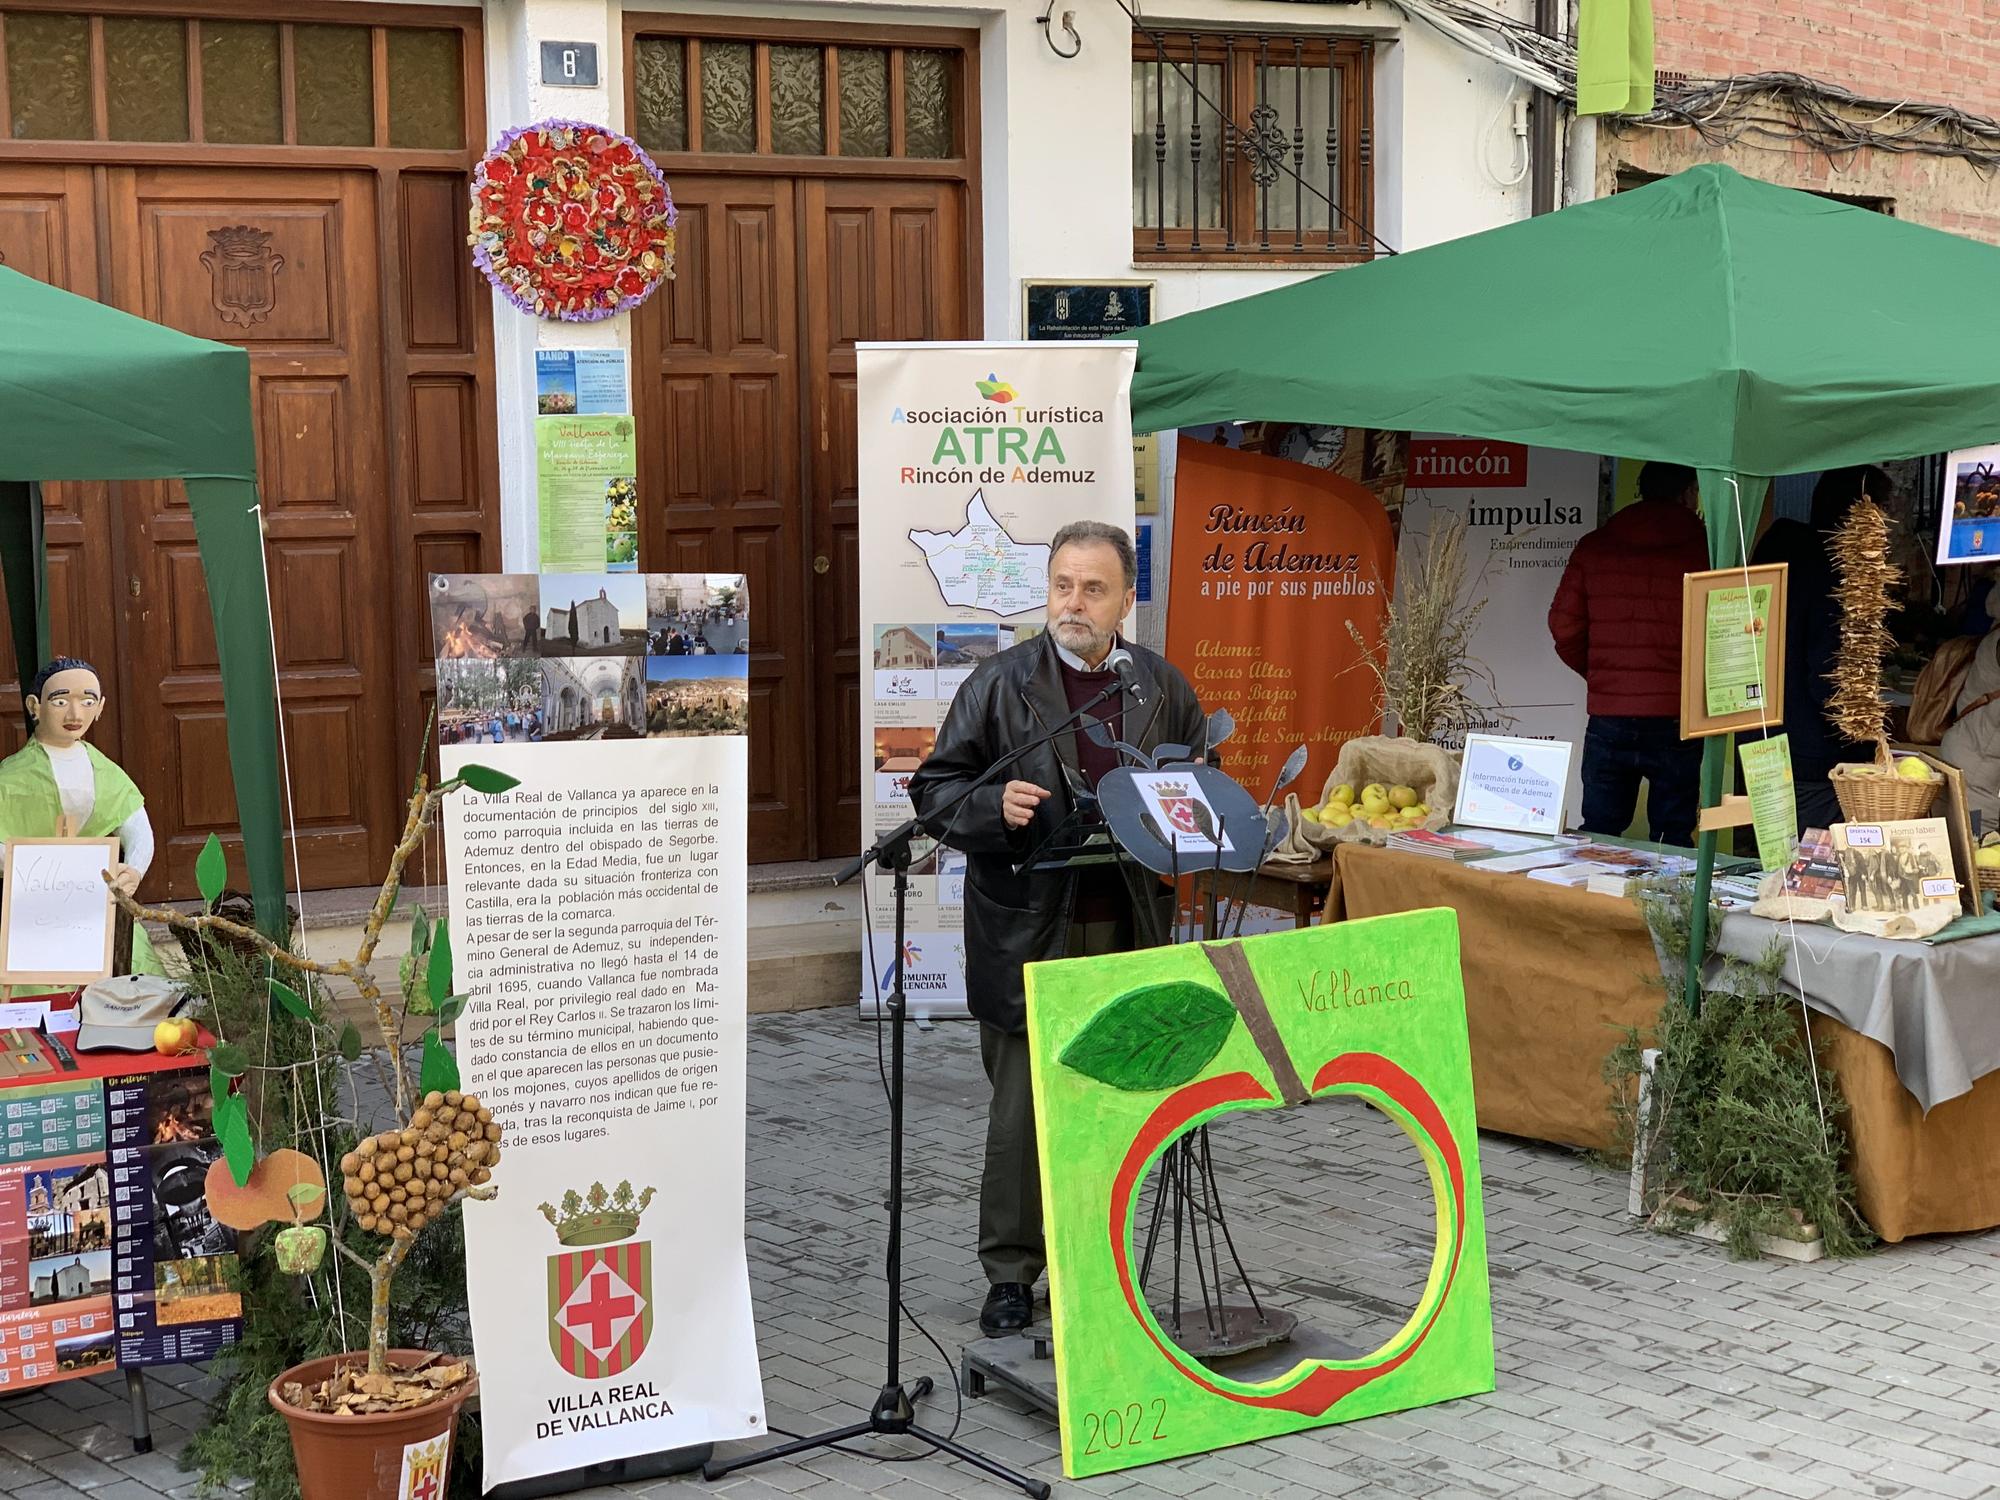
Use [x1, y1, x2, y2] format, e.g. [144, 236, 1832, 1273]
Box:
[908, 521, 1204, 1337]
[1751, 466, 1892, 831]
[1548, 462, 1710, 845]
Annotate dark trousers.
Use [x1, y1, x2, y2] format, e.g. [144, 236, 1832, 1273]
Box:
[1580, 714, 1704, 848]
[978, 915, 1127, 1287]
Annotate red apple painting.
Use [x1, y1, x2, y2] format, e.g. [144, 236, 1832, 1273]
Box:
[1023, 909, 1492, 1477]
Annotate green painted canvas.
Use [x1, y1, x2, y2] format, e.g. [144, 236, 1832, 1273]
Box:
[1023, 910, 1493, 1477]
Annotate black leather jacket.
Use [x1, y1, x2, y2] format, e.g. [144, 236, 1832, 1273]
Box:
[908, 632, 1205, 1032]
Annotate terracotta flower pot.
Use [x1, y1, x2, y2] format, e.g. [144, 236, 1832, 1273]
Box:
[268, 1349, 477, 1500]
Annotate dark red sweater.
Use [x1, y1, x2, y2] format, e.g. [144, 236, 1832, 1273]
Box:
[1058, 652, 1125, 924]
[1548, 498, 1709, 719]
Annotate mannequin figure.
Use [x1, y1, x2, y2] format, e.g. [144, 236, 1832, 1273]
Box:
[0, 659, 161, 974]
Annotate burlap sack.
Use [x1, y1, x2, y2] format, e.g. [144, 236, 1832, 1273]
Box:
[1278, 735, 1460, 851]
[1268, 791, 1328, 864]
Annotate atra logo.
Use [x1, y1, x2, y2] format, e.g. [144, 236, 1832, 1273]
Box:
[974, 372, 1018, 404]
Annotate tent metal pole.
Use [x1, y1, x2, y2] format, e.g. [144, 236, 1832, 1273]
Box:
[1683, 737, 1726, 1012]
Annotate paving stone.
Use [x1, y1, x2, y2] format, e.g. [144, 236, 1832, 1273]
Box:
[0, 1013, 1996, 1500]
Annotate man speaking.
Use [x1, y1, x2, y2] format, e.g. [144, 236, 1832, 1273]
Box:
[908, 521, 1203, 1337]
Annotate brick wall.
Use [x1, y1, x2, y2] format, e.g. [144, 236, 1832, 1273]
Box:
[1649, 1, 2000, 118]
[1595, 5, 2000, 242]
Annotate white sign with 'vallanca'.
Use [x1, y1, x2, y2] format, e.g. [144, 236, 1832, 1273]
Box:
[0, 837, 119, 985]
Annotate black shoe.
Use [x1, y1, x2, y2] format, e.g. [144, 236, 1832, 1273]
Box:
[979, 1282, 1033, 1337]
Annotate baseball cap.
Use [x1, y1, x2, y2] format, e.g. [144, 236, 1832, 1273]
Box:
[75, 976, 190, 1053]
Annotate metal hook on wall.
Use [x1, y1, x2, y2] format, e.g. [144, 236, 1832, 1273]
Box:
[1038, 0, 1082, 58]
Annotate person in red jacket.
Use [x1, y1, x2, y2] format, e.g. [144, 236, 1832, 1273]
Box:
[1548, 462, 1710, 845]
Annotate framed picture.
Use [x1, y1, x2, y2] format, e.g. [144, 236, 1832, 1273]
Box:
[0, 838, 120, 987]
[1454, 733, 1574, 837]
[1681, 564, 1789, 739]
[1936, 443, 2000, 567]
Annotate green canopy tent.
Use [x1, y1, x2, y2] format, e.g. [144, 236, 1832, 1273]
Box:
[0, 264, 284, 932]
[1127, 164, 2000, 1000]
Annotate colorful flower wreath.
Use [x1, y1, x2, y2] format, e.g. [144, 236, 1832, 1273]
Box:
[469, 119, 677, 322]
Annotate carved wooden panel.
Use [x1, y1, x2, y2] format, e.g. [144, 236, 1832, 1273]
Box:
[803, 178, 967, 856]
[635, 176, 807, 860]
[110, 165, 394, 894]
[0, 164, 121, 766]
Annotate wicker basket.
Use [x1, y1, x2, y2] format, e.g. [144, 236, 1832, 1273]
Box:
[1979, 866, 2000, 902]
[1828, 745, 1941, 824]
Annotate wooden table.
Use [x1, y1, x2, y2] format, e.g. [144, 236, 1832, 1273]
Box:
[1236, 856, 1338, 928]
[1332, 843, 2000, 1242]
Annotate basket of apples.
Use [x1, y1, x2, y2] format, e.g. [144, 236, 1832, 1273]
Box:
[1291, 735, 1458, 848]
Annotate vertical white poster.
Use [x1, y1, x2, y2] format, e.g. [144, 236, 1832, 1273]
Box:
[1399, 441, 1597, 823]
[855, 342, 1137, 1017]
[432, 573, 763, 1490]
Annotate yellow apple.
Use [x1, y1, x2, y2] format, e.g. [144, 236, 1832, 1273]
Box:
[154, 1019, 198, 1056]
[1300, 805, 1322, 823]
[1976, 847, 2000, 870]
[1388, 785, 1419, 810]
[1328, 785, 1356, 807]
[1895, 757, 1936, 783]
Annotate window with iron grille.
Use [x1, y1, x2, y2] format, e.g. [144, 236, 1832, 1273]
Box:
[1132, 31, 1373, 263]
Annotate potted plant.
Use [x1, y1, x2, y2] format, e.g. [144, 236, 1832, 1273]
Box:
[1826, 494, 1942, 820]
[112, 756, 517, 1500]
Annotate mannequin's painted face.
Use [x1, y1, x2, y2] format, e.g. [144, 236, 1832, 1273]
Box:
[26, 668, 104, 749]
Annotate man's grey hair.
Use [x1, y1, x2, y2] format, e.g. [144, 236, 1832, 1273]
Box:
[1049, 520, 1136, 590]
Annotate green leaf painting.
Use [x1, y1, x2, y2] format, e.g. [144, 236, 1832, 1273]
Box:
[269, 978, 315, 1021]
[457, 764, 521, 795]
[208, 1040, 249, 1078]
[437, 993, 468, 1026]
[196, 833, 226, 906]
[408, 902, 431, 959]
[428, 919, 454, 1007]
[216, 1090, 254, 1187]
[420, 1029, 460, 1095]
[337, 1021, 363, 1062]
[1058, 981, 1238, 1092]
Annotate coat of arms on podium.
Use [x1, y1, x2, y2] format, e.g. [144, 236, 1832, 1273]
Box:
[540, 1181, 658, 1379]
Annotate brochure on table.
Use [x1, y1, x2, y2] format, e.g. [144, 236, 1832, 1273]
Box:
[1454, 735, 1572, 838]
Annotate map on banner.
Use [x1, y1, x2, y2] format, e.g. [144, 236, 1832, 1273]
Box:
[907, 491, 1051, 617]
[857, 343, 1138, 1017]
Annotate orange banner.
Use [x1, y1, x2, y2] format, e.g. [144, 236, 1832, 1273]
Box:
[1166, 438, 1396, 800]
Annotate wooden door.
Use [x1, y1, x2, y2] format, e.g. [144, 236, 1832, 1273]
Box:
[636, 176, 808, 860]
[105, 167, 396, 895]
[0, 165, 124, 761]
[802, 178, 968, 856]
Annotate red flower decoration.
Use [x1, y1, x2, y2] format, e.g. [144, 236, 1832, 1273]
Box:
[467, 119, 677, 322]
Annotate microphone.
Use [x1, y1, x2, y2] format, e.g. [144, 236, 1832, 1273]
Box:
[1103, 646, 1145, 703]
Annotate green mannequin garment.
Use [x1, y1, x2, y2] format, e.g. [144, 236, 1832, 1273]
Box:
[0, 741, 162, 980]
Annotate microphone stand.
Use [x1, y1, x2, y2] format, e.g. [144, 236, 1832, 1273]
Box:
[702, 673, 1131, 1500]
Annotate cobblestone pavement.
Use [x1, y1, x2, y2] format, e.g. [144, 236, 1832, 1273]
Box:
[3, 1009, 1997, 1499]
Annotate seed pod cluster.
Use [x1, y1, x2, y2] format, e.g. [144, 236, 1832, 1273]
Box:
[338, 1091, 503, 1240]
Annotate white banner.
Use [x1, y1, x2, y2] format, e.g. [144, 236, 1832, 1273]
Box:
[433, 572, 763, 1490]
[1399, 441, 1597, 825]
[856, 342, 1137, 1016]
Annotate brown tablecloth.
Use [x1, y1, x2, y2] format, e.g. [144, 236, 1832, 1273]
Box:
[1334, 843, 2000, 1242]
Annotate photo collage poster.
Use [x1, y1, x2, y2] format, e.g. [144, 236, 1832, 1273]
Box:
[432, 574, 765, 1488]
[431, 573, 749, 748]
[0, 1065, 240, 1390]
[855, 342, 1138, 1016]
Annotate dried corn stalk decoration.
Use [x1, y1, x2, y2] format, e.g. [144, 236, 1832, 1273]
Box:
[1825, 496, 1898, 755]
[1347, 517, 1506, 744]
